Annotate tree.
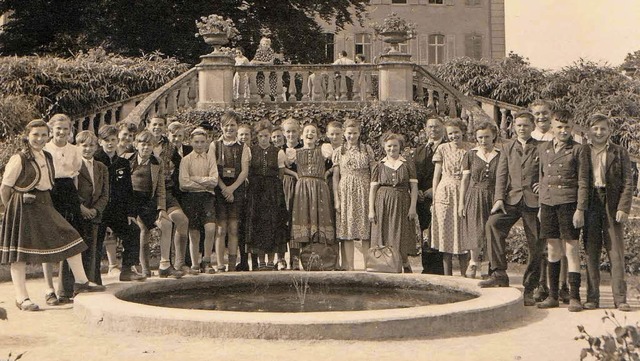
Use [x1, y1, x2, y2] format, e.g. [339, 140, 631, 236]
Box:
[622, 50, 640, 80]
[0, 0, 368, 64]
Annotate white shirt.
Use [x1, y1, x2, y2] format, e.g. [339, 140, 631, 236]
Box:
[531, 129, 553, 142]
[2, 150, 53, 191]
[179, 151, 218, 193]
[44, 142, 82, 179]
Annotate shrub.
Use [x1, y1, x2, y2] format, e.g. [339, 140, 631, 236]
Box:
[0, 95, 37, 139]
[576, 311, 640, 360]
[0, 48, 189, 126]
[172, 101, 432, 156]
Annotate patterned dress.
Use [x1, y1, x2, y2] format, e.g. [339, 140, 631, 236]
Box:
[290, 148, 334, 248]
[252, 46, 277, 97]
[334, 144, 374, 241]
[431, 142, 473, 254]
[461, 148, 500, 252]
[244, 145, 288, 254]
[370, 158, 419, 259]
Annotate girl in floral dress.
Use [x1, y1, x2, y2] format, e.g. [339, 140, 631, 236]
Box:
[290, 123, 335, 270]
[459, 121, 500, 279]
[431, 118, 473, 276]
[251, 37, 277, 100]
[333, 119, 375, 270]
[368, 132, 419, 273]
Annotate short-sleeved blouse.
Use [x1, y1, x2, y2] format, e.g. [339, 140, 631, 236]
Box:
[371, 157, 418, 187]
[252, 47, 275, 63]
[432, 142, 472, 178]
[2, 151, 53, 191]
[461, 148, 500, 185]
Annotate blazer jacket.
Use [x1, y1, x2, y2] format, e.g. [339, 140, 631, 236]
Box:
[77, 160, 110, 223]
[494, 138, 541, 208]
[171, 144, 193, 194]
[583, 142, 634, 215]
[94, 149, 134, 217]
[125, 152, 167, 211]
[538, 138, 589, 210]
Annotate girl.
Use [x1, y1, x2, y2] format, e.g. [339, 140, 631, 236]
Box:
[368, 133, 419, 273]
[432, 118, 473, 276]
[290, 123, 335, 270]
[1, 120, 105, 311]
[270, 126, 285, 148]
[279, 118, 302, 270]
[244, 120, 289, 270]
[333, 120, 375, 270]
[210, 111, 250, 272]
[459, 121, 501, 279]
[116, 121, 138, 156]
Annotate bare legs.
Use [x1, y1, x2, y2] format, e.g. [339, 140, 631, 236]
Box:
[215, 219, 239, 271]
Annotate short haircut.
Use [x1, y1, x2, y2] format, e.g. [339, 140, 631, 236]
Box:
[220, 110, 241, 127]
[254, 120, 273, 135]
[302, 123, 318, 133]
[281, 117, 300, 130]
[380, 132, 405, 149]
[148, 116, 167, 126]
[425, 114, 445, 124]
[238, 123, 252, 131]
[340, 50, 347, 57]
[587, 113, 610, 128]
[528, 99, 554, 111]
[98, 125, 118, 140]
[48, 113, 72, 127]
[355, 54, 365, 62]
[343, 119, 360, 130]
[190, 127, 208, 138]
[326, 121, 343, 130]
[512, 111, 535, 124]
[474, 121, 498, 142]
[551, 109, 572, 124]
[116, 121, 138, 134]
[444, 118, 467, 134]
[75, 130, 98, 145]
[167, 121, 186, 135]
[271, 126, 282, 134]
[25, 119, 49, 136]
[135, 130, 155, 143]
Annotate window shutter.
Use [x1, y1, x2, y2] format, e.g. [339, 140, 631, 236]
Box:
[446, 34, 456, 61]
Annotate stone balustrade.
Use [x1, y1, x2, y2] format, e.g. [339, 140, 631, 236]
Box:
[72, 92, 150, 134]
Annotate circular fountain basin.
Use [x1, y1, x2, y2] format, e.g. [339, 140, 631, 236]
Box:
[73, 272, 523, 340]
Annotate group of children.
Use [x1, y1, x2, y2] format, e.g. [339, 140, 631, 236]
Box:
[0, 103, 633, 314]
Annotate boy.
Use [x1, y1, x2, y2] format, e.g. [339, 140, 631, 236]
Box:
[237, 123, 253, 146]
[75, 131, 110, 285]
[128, 130, 171, 277]
[146, 116, 185, 278]
[116, 122, 138, 156]
[582, 114, 633, 312]
[479, 111, 543, 307]
[179, 128, 218, 274]
[536, 110, 589, 312]
[530, 99, 554, 142]
[95, 125, 146, 282]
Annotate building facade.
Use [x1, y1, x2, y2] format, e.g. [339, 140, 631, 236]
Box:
[323, 0, 505, 65]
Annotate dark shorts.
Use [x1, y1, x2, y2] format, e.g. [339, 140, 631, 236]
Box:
[166, 189, 182, 214]
[214, 182, 245, 222]
[132, 191, 158, 230]
[182, 192, 216, 229]
[539, 203, 580, 240]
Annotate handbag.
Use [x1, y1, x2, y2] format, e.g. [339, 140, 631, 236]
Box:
[300, 231, 338, 271]
[366, 244, 401, 273]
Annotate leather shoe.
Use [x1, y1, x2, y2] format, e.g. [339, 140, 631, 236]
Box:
[568, 298, 583, 312]
[57, 295, 73, 304]
[74, 282, 106, 296]
[617, 303, 632, 312]
[478, 273, 509, 288]
[537, 296, 559, 309]
[16, 298, 39, 311]
[533, 285, 549, 303]
[45, 292, 60, 306]
[523, 291, 536, 306]
[582, 301, 599, 310]
[158, 266, 183, 279]
[559, 284, 571, 305]
[119, 269, 147, 282]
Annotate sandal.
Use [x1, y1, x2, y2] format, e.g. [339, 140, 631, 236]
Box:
[16, 298, 40, 312]
[45, 292, 60, 306]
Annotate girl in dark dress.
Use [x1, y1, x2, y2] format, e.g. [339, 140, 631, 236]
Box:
[368, 133, 419, 273]
[1, 120, 105, 311]
[459, 121, 501, 279]
[244, 120, 289, 269]
[279, 118, 302, 270]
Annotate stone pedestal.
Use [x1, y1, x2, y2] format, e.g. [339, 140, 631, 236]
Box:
[196, 53, 235, 108]
[377, 53, 414, 102]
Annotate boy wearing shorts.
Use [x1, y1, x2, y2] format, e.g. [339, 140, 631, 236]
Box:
[537, 110, 589, 312]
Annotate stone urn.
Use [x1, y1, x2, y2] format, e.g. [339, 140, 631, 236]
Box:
[379, 30, 409, 53]
[201, 32, 229, 53]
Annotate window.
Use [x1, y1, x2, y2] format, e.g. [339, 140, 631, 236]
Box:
[465, 34, 482, 59]
[391, 0, 407, 3]
[428, 34, 445, 64]
[428, 0, 444, 4]
[355, 33, 372, 63]
[324, 33, 335, 63]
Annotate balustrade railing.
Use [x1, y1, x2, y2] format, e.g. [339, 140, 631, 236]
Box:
[233, 64, 379, 104]
[72, 92, 150, 134]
